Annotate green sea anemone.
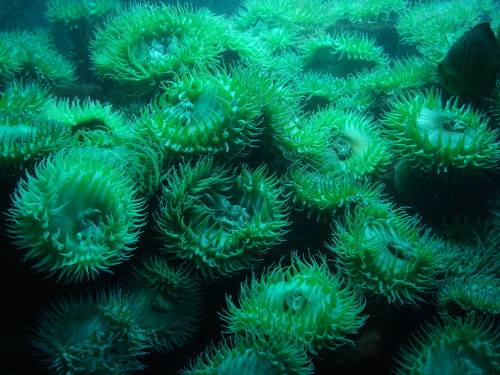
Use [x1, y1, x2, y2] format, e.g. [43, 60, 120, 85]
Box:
[46, 0, 119, 29]
[437, 272, 500, 317]
[137, 66, 261, 157]
[155, 157, 290, 278]
[222, 254, 367, 355]
[7, 147, 145, 282]
[90, 3, 226, 89]
[300, 30, 389, 77]
[3, 29, 76, 85]
[381, 89, 500, 173]
[0, 39, 23, 80]
[127, 256, 202, 352]
[305, 107, 393, 178]
[329, 202, 442, 305]
[393, 315, 500, 374]
[181, 332, 314, 375]
[285, 163, 385, 219]
[335, 0, 407, 23]
[32, 288, 150, 375]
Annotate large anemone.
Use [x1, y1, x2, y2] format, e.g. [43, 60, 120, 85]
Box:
[90, 3, 228, 89]
[127, 256, 202, 352]
[181, 332, 314, 375]
[381, 89, 500, 173]
[155, 157, 290, 278]
[222, 254, 367, 355]
[393, 315, 500, 374]
[137, 66, 261, 158]
[32, 288, 150, 374]
[7, 147, 145, 282]
[329, 202, 442, 305]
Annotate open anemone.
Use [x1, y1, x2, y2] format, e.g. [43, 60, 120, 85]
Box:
[222, 254, 367, 355]
[381, 89, 500, 173]
[305, 107, 393, 178]
[285, 162, 385, 219]
[7, 147, 145, 282]
[90, 3, 227, 89]
[46, 0, 119, 29]
[300, 30, 389, 77]
[127, 255, 202, 352]
[437, 272, 500, 317]
[0, 39, 23, 79]
[329, 202, 442, 305]
[32, 288, 150, 375]
[393, 315, 500, 374]
[155, 157, 290, 278]
[181, 331, 314, 375]
[137, 66, 261, 158]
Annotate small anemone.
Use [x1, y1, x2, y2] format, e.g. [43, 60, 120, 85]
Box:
[155, 157, 290, 278]
[127, 255, 203, 352]
[181, 331, 314, 375]
[222, 254, 367, 355]
[46, 0, 119, 29]
[393, 315, 500, 375]
[31, 288, 151, 375]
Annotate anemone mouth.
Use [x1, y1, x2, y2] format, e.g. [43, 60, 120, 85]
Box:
[331, 135, 352, 160]
[150, 290, 175, 314]
[283, 289, 309, 314]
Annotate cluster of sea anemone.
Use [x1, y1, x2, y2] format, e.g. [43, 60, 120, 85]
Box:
[1, 0, 500, 373]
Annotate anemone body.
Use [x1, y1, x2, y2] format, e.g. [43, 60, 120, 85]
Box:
[437, 272, 500, 317]
[222, 255, 367, 355]
[393, 315, 500, 374]
[32, 289, 150, 375]
[138, 66, 261, 157]
[156, 157, 289, 278]
[181, 332, 314, 375]
[329, 202, 442, 305]
[128, 256, 202, 352]
[91, 3, 226, 87]
[381, 89, 500, 173]
[7, 147, 145, 282]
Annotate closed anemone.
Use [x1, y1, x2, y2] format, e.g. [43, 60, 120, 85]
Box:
[181, 331, 314, 375]
[393, 315, 500, 375]
[222, 254, 367, 355]
[329, 202, 442, 305]
[155, 157, 290, 278]
[128, 255, 202, 352]
[7, 147, 145, 282]
[31, 288, 150, 375]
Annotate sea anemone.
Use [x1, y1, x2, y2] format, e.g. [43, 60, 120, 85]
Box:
[0, 39, 23, 80]
[222, 254, 367, 355]
[300, 30, 389, 77]
[181, 331, 314, 375]
[32, 288, 150, 374]
[3, 29, 76, 85]
[46, 0, 119, 29]
[305, 107, 393, 178]
[90, 3, 227, 89]
[329, 202, 442, 305]
[335, 0, 407, 23]
[393, 315, 500, 374]
[285, 162, 385, 219]
[137, 65, 261, 158]
[7, 146, 145, 282]
[437, 272, 500, 317]
[127, 255, 202, 352]
[155, 157, 290, 278]
[381, 89, 500, 173]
